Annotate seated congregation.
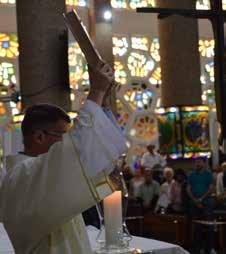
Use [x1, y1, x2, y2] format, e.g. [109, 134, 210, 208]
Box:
[84, 157, 226, 254]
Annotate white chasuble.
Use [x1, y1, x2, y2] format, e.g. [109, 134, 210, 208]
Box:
[0, 100, 127, 254]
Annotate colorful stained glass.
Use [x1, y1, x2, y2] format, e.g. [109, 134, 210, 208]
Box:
[156, 108, 181, 157]
[111, 0, 213, 10]
[68, 42, 89, 90]
[0, 62, 16, 87]
[181, 107, 210, 152]
[205, 61, 214, 83]
[0, 0, 15, 4]
[199, 39, 214, 58]
[130, 144, 147, 169]
[114, 61, 127, 85]
[0, 33, 19, 59]
[127, 52, 155, 77]
[113, 37, 128, 57]
[196, 0, 210, 9]
[124, 82, 153, 111]
[0, 102, 6, 115]
[129, 114, 157, 141]
[157, 106, 211, 159]
[150, 38, 160, 62]
[111, 0, 127, 8]
[200, 74, 207, 85]
[111, 0, 155, 9]
[129, 0, 155, 9]
[149, 67, 161, 86]
[202, 89, 215, 106]
[116, 99, 129, 134]
[131, 36, 149, 51]
[65, 0, 87, 7]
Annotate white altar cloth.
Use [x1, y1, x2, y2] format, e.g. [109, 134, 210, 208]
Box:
[0, 223, 189, 254]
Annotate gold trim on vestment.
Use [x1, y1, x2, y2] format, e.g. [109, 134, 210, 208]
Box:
[68, 132, 100, 202]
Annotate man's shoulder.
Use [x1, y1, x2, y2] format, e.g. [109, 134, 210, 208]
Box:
[188, 170, 197, 177]
[161, 181, 167, 187]
[142, 152, 149, 157]
[202, 169, 213, 177]
[217, 172, 223, 179]
[187, 170, 196, 182]
[3, 154, 38, 185]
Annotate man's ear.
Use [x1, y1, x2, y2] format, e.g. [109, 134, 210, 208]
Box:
[33, 130, 45, 145]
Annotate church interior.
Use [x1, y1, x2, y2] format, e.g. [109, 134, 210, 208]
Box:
[0, 1, 226, 254]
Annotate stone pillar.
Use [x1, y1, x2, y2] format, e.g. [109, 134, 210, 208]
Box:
[157, 0, 201, 107]
[16, 0, 71, 111]
[90, 0, 116, 112]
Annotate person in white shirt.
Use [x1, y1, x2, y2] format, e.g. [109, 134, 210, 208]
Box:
[216, 162, 226, 207]
[0, 62, 127, 254]
[0, 162, 6, 188]
[155, 167, 174, 213]
[141, 144, 166, 183]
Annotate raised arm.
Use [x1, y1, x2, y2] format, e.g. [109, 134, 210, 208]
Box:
[1, 62, 126, 249]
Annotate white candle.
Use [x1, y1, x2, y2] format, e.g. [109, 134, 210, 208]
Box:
[104, 191, 123, 246]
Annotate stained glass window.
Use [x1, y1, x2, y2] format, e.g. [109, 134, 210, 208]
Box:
[0, 33, 19, 59]
[0, 0, 15, 4]
[182, 107, 210, 154]
[111, 0, 127, 9]
[114, 61, 127, 85]
[202, 89, 215, 106]
[111, 0, 155, 9]
[156, 108, 181, 158]
[150, 38, 160, 62]
[110, 0, 221, 10]
[116, 99, 129, 134]
[113, 36, 128, 57]
[129, 144, 147, 169]
[0, 62, 16, 87]
[149, 67, 161, 86]
[156, 106, 210, 159]
[129, 114, 157, 141]
[65, 0, 87, 7]
[68, 42, 89, 90]
[127, 52, 155, 77]
[196, 0, 210, 9]
[129, 0, 155, 9]
[205, 61, 214, 83]
[199, 39, 214, 58]
[124, 82, 153, 111]
[131, 36, 149, 51]
[0, 102, 6, 115]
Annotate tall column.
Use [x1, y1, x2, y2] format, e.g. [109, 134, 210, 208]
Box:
[90, 0, 116, 113]
[157, 0, 201, 107]
[16, 0, 71, 111]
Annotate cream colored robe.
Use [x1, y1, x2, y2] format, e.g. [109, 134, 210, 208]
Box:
[0, 100, 126, 254]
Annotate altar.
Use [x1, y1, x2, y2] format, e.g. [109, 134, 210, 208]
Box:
[0, 223, 189, 254]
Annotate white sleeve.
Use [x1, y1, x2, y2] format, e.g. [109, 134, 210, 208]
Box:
[159, 154, 166, 167]
[1, 100, 127, 248]
[72, 100, 127, 176]
[0, 165, 6, 188]
[216, 173, 224, 195]
[141, 153, 148, 168]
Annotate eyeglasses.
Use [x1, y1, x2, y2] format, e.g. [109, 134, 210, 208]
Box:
[43, 130, 66, 138]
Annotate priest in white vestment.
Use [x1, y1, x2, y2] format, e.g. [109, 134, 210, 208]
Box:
[0, 62, 127, 254]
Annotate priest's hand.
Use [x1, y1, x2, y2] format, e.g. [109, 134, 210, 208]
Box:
[87, 61, 114, 106]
